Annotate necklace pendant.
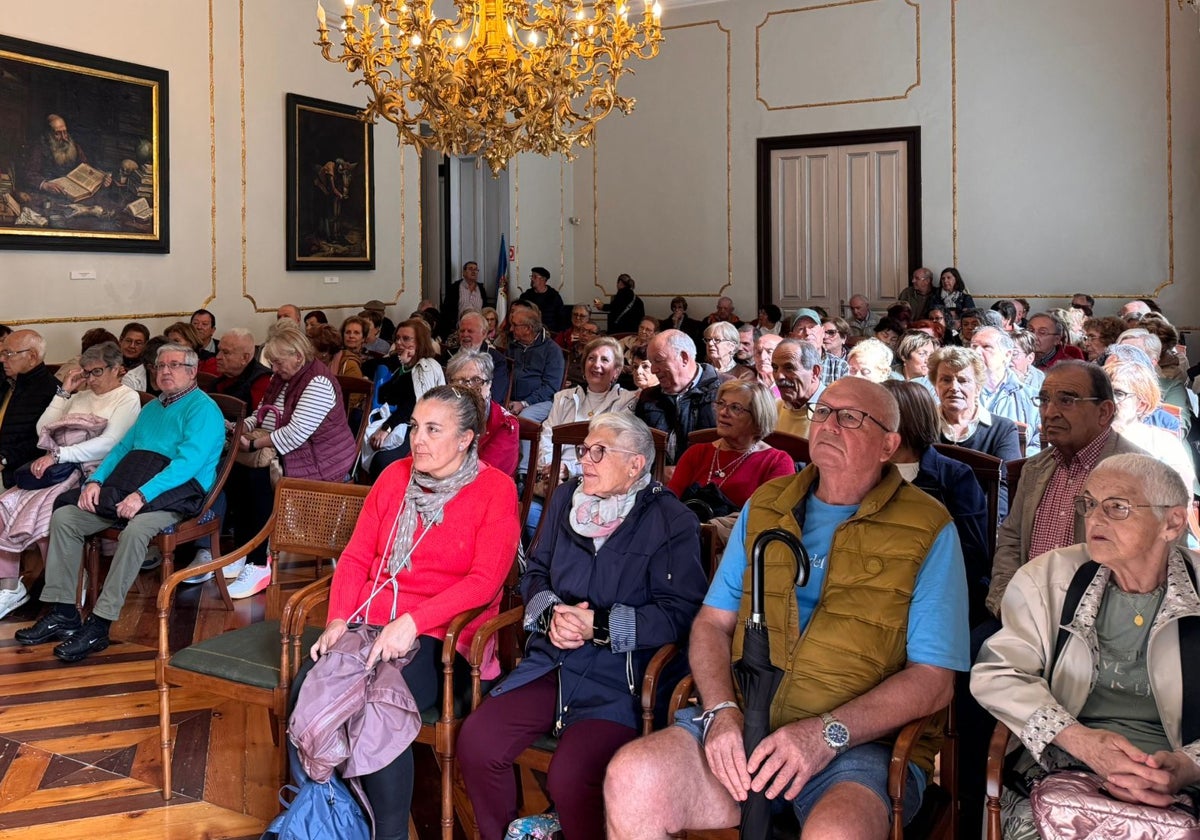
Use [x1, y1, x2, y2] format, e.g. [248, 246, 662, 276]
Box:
[713, 469, 725, 478]
[1134, 613, 1145, 627]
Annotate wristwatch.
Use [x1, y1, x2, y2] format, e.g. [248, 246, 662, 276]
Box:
[820, 712, 850, 755]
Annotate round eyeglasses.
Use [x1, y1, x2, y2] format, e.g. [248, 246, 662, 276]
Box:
[575, 443, 639, 463]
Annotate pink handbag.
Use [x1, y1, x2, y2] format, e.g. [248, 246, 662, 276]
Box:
[1031, 770, 1200, 839]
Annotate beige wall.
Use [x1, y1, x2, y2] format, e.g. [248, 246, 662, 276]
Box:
[4, 0, 1199, 360]
[570, 0, 1200, 327]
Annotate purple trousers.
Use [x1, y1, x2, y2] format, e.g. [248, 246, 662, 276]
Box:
[458, 672, 638, 840]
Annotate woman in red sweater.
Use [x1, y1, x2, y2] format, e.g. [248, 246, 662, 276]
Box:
[308, 385, 520, 840]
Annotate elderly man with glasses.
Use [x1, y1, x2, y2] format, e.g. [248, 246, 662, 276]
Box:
[15, 343, 225, 664]
[606, 376, 969, 839]
[0, 330, 59, 489]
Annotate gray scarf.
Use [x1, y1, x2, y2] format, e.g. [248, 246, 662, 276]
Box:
[387, 449, 480, 575]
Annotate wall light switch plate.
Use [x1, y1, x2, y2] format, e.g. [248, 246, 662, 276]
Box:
[70, 270, 97, 281]
[324, 275, 340, 284]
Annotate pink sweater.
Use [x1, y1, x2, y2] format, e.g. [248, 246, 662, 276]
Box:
[328, 459, 519, 673]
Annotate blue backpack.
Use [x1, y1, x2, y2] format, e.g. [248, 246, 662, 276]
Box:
[261, 754, 370, 840]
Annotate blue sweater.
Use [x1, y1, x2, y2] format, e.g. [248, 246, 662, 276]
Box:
[89, 388, 225, 503]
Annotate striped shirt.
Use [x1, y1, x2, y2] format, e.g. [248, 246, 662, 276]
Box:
[251, 376, 338, 456]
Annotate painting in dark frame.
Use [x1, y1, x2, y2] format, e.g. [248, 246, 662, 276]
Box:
[0, 35, 169, 253]
[286, 93, 375, 271]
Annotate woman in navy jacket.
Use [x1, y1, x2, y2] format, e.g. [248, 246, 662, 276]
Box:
[459, 412, 707, 840]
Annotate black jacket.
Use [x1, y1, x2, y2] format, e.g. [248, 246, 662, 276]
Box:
[633, 364, 720, 464]
[599, 287, 645, 334]
[0, 363, 58, 488]
[440, 280, 490, 337]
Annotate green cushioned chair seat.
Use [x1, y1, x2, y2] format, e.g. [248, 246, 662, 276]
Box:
[169, 620, 322, 690]
[418, 677, 498, 725]
[531, 733, 558, 752]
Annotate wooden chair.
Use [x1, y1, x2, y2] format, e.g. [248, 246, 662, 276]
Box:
[336, 373, 375, 449]
[984, 720, 1018, 839]
[80, 393, 246, 611]
[665, 675, 958, 840]
[516, 417, 542, 528]
[136, 390, 158, 407]
[155, 478, 369, 800]
[1006, 457, 1027, 505]
[933, 443, 1003, 558]
[196, 371, 219, 392]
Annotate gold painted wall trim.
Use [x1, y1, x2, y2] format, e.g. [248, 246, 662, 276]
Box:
[755, 0, 921, 111]
[954, 0, 1176, 300]
[593, 19, 733, 299]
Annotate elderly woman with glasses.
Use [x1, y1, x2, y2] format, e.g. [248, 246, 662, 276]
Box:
[459, 412, 707, 840]
[972, 454, 1200, 837]
[703, 321, 756, 383]
[0, 342, 142, 620]
[1103, 359, 1196, 495]
[667, 380, 794, 543]
[443, 349, 518, 476]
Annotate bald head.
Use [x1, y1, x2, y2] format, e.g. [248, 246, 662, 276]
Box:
[2, 329, 45, 378]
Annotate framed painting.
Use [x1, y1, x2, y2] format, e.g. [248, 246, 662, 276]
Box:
[286, 93, 375, 271]
[0, 35, 169, 253]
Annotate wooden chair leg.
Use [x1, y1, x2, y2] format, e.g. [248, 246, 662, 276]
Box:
[158, 681, 173, 800]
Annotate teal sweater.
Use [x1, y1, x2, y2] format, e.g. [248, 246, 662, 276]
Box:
[89, 388, 225, 503]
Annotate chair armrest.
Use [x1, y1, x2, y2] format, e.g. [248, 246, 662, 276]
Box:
[639, 643, 679, 736]
[280, 574, 336, 636]
[156, 511, 277, 614]
[468, 606, 524, 709]
[668, 674, 696, 718]
[985, 720, 1012, 800]
[438, 605, 488, 724]
[887, 713, 937, 802]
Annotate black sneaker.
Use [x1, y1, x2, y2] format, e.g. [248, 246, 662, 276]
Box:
[53, 617, 110, 663]
[15, 609, 83, 646]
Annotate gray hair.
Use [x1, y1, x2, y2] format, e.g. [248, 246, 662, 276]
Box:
[704, 321, 740, 344]
[1090, 453, 1189, 512]
[978, 310, 1004, 330]
[220, 326, 256, 348]
[778, 337, 821, 370]
[662, 330, 697, 359]
[1119, 328, 1162, 361]
[1103, 342, 1155, 370]
[848, 337, 895, 371]
[447, 348, 494, 381]
[589, 412, 654, 479]
[973, 326, 1014, 352]
[458, 310, 488, 331]
[156, 342, 199, 368]
[80, 341, 123, 369]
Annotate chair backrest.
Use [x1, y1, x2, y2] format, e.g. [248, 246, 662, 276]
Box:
[44, 362, 62, 376]
[336, 374, 375, 449]
[933, 443, 1003, 557]
[517, 417, 542, 526]
[269, 478, 371, 559]
[198, 393, 248, 520]
[196, 371, 219, 392]
[1015, 422, 1029, 457]
[1006, 456, 1027, 504]
[137, 391, 158, 407]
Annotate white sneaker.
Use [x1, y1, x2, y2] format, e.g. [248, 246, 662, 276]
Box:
[226, 560, 272, 600]
[223, 556, 248, 580]
[0, 582, 29, 620]
[141, 545, 162, 571]
[182, 549, 214, 585]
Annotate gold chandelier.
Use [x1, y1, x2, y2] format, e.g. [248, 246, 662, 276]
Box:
[316, 0, 664, 175]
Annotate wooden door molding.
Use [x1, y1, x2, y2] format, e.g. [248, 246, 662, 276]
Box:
[756, 127, 922, 313]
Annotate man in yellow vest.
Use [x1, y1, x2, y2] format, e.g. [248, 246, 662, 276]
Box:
[605, 377, 970, 839]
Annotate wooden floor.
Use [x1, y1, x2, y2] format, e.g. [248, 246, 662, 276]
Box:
[0, 550, 548, 839]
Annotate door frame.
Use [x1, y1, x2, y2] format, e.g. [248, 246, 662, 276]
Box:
[756, 126, 923, 311]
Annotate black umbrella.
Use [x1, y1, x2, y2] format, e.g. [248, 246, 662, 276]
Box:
[733, 527, 810, 840]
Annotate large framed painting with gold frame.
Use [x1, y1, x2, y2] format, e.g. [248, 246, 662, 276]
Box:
[0, 35, 169, 253]
[286, 93, 375, 271]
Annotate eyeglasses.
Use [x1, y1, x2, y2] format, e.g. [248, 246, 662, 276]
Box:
[1032, 392, 1102, 409]
[822, 328, 841, 336]
[806, 403, 890, 431]
[575, 442, 639, 463]
[0, 348, 32, 360]
[450, 376, 490, 388]
[1074, 494, 1171, 521]
[1112, 389, 1134, 402]
[704, 338, 734, 346]
[159, 362, 196, 372]
[81, 366, 110, 379]
[715, 399, 751, 417]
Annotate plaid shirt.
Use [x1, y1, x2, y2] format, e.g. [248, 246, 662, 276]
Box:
[1028, 428, 1112, 561]
[820, 353, 849, 385]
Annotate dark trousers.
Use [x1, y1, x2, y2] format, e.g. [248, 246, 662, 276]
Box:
[291, 634, 471, 840]
[224, 463, 273, 564]
[957, 617, 1003, 840]
[458, 672, 638, 840]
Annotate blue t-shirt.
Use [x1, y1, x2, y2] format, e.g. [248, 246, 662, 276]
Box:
[705, 495, 970, 671]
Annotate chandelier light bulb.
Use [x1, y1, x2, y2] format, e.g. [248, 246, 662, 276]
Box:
[411, 32, 421, 46]
[454, 34, 465, 48]
[652, 2, 661, 18]
[316, 1, 327, 28]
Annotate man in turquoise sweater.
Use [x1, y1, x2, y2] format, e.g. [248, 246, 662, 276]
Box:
[16, 344, 225, 663]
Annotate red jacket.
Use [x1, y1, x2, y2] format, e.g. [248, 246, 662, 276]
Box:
[328, 459, 519, 676]
[480, 401, 519, 476]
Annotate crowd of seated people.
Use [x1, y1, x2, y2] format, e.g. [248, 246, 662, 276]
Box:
[5, 281, 1200, 839]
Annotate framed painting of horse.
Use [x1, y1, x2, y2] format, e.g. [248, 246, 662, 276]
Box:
[285, 92, 375, 270]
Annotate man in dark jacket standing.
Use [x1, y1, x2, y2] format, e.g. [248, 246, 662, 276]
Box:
[0, 330, 58, 488]
[634, 330, 719, 468]
[440, 261, 488, 338]
[519, 267, 567, 333]
[593, 273, 645, 334]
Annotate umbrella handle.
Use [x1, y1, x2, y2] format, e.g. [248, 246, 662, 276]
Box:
[749, 528, 810, 621]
